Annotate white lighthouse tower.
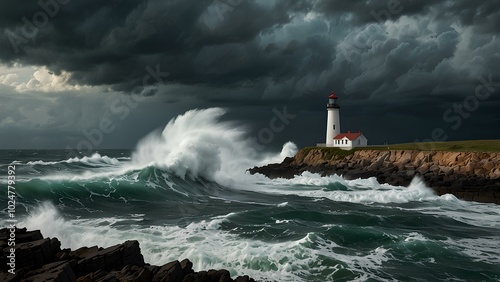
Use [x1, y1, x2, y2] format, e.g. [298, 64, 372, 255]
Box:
[325, 91, 340, 146]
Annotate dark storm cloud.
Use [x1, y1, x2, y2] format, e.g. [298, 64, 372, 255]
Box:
[0, 0, 308, 90]
[442, 0, 500, 34]
[0, 0, 499, 147]
[313, 0, 433, 24]
[0, 0, 498, 92]
[313, 0, 500, 34]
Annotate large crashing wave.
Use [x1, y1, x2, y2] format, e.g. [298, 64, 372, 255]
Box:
[131, 108, 297, 184]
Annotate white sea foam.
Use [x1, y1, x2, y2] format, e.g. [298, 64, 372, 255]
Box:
[404, 232, 428, 242]
[252, 175, 441, 204]
[130, 108, 297, 186]
[263, 171, 346, 186]
[67, 153, 120, 166]
[275, 219, 291, 224]
[27, 160, 59, 165]
[15, 203, 400, 281]
[27, 153, 121, 166]
[17, 203, 308, 281]
[20, 202, 124, 248]
[11, 195, 500, 282]
[6, 108, 500, 281]
[444, 237, 500, 265]
[19, 108, 491, 211]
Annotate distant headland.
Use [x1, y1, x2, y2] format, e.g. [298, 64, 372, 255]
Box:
[249, 140, 500, 204]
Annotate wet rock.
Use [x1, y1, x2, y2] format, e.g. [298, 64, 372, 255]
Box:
[15, 237, 61, 269]
[234, 275, 256, 282]
[152, 260, 184, 282]
[1, 228, 255, 282]
[23, 260, 76, 282]
[249, 148, 500, 204]
[180, 258, 194, 276]
[75, 240, 145, 276]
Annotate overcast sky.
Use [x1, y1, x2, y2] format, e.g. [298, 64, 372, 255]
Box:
[0, 0, 499, 151]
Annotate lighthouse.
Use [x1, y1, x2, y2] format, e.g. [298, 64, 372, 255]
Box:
[325, 91, 340, 146]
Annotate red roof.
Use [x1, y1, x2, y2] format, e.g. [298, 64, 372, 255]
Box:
[329, 91, 338, 99]
[333, 131, 362, 140]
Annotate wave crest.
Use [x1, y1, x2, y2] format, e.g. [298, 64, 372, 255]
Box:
[27, 152, 120, 166]
[131, 108, 297, 184]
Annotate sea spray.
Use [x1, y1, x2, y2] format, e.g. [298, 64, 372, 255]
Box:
[2, 109, 500, 281]
[131, 108, 297, 186]
[256, 173, 444, 204]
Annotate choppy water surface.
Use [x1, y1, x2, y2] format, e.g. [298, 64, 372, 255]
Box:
[1, 109, 499, 281]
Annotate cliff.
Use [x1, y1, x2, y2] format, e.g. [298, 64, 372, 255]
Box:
[249, 148, 500, 204]
[0, 228, 255, 282]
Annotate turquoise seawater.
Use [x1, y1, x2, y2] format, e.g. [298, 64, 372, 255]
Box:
[1, 108, 499, 281]
[1, 148, 499, 282]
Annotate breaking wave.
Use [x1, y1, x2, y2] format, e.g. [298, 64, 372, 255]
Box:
[26, 153, 122, 166]
[130, 108, 297, 185]
[3, 108, 500, 281]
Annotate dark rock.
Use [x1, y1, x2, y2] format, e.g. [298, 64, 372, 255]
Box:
[183, 270, 208, 282]
[23, 260, 76, 282]
[235, 275, 256, 282]
[96, 264, 153, 282]
[253, 148, 500, 203]
[180, 259, 194, 276]
[15, 238, 61, 269]
[136, 267, 154, 282]
[0, 228, 271, 282]
[13, 229, 43, 243]
[153, 260, 184, 282]
[75, 240, 144, 276]
[122, 240, 145, 266]
[207, 269, 231, 282]
[145, 264, 161, 277]
[71, 246, 99, 258]
[76, 272, 94, 282]
[0, 273, 18, 282]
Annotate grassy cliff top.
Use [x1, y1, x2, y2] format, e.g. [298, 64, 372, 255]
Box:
[304, 140, 500, 157]
[369, 140, 500, 152]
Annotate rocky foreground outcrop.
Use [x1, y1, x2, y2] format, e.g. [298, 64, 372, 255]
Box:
[0, 228, 255, 282]
[249, 148, 500, 204]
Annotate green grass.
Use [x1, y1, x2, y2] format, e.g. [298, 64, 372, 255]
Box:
[368, 140, 500, 152]
[300, 146, 362, 159]
[305, 140, 500, 155]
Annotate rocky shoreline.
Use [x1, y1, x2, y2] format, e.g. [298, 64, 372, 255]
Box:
[249, 148, 500, 204]
[0, 228, 255, 282]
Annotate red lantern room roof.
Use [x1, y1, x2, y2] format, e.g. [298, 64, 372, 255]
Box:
[329, 91, 338, 99]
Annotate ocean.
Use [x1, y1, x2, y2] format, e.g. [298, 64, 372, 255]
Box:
[1, 109, 499, 281]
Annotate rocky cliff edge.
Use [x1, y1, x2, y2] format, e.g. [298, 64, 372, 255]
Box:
[249, 148, 500, 204]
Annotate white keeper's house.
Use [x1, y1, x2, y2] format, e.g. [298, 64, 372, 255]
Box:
[322, 89, 368, 150]
[332, 131, 368, 150]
